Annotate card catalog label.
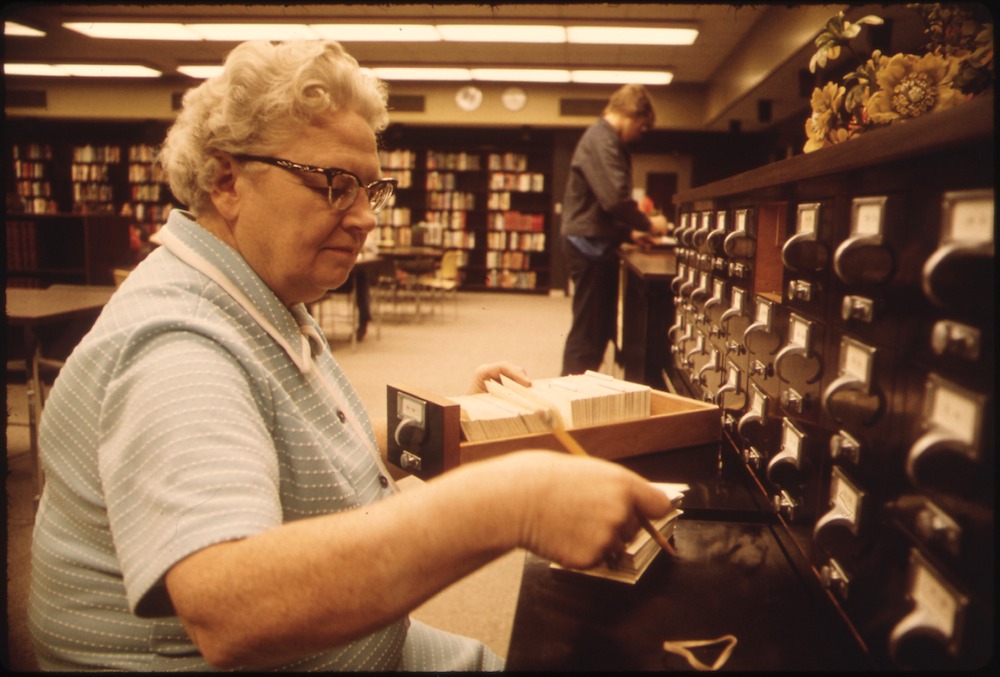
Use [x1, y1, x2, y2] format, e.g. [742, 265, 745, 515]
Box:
[830, 472, 860, 525]
[782, 420, 803, 455]
[950, 197, 994, 243]
[790, 316, 810, 348]
[750, 387, 764, 416]
[732, 288, 744, 310]
[929, 383, 978, 446]
[756, 301, 770, 324]
[854, 202, 884, 236]
[735, 210, 747, 231]
[716, 211, 727, 232]
[912, 560, 958, 638]
[797, 205, 817, 234]
[727, 365, 739, 387]
[842, 341, 873, 383]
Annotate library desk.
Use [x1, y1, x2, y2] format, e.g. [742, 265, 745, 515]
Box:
[6, 284, 116, 498]
[616, 246, 676, 391]
[505, 442, 874, 671]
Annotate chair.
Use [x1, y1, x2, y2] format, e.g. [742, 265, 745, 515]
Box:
[417, 249, 461, 318]
[6, 327, 72, 502]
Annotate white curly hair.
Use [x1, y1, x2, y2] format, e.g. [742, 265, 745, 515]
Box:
[159, 40, 389, 211]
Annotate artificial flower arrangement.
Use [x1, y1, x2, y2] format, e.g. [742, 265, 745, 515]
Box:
[803, 3, 993, 153]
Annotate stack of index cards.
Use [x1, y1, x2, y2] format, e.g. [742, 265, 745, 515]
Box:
[450, 372, 652, 441]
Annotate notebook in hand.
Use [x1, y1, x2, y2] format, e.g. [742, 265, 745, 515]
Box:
[551, 482, 688, 584]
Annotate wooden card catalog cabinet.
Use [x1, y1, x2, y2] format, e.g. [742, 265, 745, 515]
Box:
[834, 196, 897, 286]
[668, 95, 992, 669]
[921, 189, 994, 316]
[783, 202, 828, 273]
[906, 373, 989, 496]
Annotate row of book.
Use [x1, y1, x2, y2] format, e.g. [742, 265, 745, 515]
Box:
[486, 230, 546, 252]
[450, 372, 652, 442]
[12, 160, 49, 179]
[379, 148, 418, 170]
[7, 220, 39, 270]
[427, 191, 477, 211]
[484, 269, 538, 290]
[11, 143, 53, 160]
[486, 152, 530, 171]
[488, 172, 545, 192]
[485, 250, 533, 271]
[487, 211, 545, 232]
[426, 151, 481, 171]
[72, 144, 122, 164]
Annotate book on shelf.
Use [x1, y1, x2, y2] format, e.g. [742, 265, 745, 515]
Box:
[551, 482, 688, 584]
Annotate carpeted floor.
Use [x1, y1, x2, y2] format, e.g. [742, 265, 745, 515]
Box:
[6, 288, 606, 670]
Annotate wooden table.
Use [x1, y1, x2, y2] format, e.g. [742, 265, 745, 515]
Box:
[6, 285, 116, 498]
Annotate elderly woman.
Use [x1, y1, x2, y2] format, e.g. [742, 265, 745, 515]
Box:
[28, 40, 671, 672]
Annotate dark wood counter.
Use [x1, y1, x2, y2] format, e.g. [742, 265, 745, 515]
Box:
[615, 246, 676, 390]
[506, 442, 874, 671]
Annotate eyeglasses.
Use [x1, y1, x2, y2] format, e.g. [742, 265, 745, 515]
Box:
[233, 154, 398, 214]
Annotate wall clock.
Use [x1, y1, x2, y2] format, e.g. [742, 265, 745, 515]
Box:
[455, 85, 483, 111]
[501, 87, 527, 112]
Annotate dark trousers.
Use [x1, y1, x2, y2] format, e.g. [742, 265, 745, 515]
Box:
[561, 239, 619, 376]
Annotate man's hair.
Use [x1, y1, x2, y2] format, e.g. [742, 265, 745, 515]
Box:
[604, 83, 656, 128]
[159, 40, 389, 211]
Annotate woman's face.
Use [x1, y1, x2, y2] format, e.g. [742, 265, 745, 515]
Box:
[222, 110, 382, 306]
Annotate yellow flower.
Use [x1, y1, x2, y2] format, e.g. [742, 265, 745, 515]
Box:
[865, 52, 969, 124]
[804, 82, 849, 152]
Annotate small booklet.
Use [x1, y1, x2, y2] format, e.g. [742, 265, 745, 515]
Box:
[551, 482, 688, 584]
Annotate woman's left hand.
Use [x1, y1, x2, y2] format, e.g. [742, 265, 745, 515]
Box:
[469, 361, 531, 394]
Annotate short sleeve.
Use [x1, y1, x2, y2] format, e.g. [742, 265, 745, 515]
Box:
[98, 328, 283, 617]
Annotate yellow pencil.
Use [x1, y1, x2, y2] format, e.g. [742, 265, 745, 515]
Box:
[548, 416, 678, 559]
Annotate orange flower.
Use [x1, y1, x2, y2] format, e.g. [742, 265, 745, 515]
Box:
[865, 52, 969, 124]
[804, 82, 851, 153]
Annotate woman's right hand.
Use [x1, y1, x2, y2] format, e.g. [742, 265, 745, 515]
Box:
[466, 451, 673, 570]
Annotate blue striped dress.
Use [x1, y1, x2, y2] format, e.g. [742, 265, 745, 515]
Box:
[28, 209, 503, 672]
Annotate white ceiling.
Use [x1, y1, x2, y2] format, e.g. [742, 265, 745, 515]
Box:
[6, 4, 766, 82]
[8, 3, 922, 133]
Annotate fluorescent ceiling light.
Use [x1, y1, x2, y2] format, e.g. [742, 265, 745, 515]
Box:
[572, 70, 673, 85]
[435, 24, 565, 43]
[177, 65, 225, 79]
[5, 64, 65, 76]
[5, 21, 46, 37]
[471, 68, 571, 83]
[369, 67, 472, 81]
[567, 26, 698, 45]
[179, 65, 674, 86]
[59, 20, 698, 46]
[5, 63, 162, 77]
[63, 22, 202, 40]
[186, 23, 319, 41]
[311, 24, 441, 41]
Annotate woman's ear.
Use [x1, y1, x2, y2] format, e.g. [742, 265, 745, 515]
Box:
[209, 154, 241, 222]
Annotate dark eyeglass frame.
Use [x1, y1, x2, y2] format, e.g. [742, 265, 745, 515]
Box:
[233, 154, 398, 213]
